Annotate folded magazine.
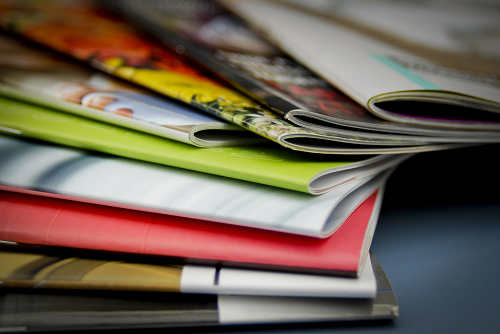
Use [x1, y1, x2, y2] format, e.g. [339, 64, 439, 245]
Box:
[110, 0, 500, 145]
[225, 0, 500, 134]
[0, 245, 377, 298]
[0, 133, 389, 239]
[0, 33, 261, 148]
[0, 96, 410, 194]
[0, 0, 471, 154]
[0, 185, 382, 277]
[0, 252, 398, 331]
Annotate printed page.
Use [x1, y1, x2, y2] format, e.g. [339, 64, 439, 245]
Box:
[284, 0, 500, 64]
[0, 33, 256, 147]
[0, 0, 356, 154]
[217, 253, 398, 323]
[0, 135, 377, 237]
[108, 0, 500, 143]
[0, 95, 393, 193]
[226, 0, 500, 128]
[0, 248, 375, 298]
[181, 243, 375, 298]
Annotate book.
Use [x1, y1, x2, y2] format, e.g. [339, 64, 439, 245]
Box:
[0, 245, 377, 298]
[0, 253, 398, 331]
[224, 0, 500, 133]
[0, 0, 469, 154]
[0, 97, 410, 195]
[109, 0, 500, 145]
[0, 133, 390, 238]
[0, 32, 261, 148]
[0, 186, 382, 276]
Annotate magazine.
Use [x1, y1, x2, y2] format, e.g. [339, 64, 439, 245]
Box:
[0, 187, 382, 277]
[0, 253, 398, 331]
[110, 0, 500, 144]
[0, 0, 472, 154]
[224, 0, 500, 133]
[0, 33, 261, 148]
[0, 246, 377, 298]
[0, 134, 388, 238]
[281, 0, 500, 72]
[0, 96, 413, 194]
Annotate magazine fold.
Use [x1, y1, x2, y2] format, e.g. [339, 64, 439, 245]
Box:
[0, 0, 472, 153]
[0, 134, 390, 237]
[0, 246, 376, 298]
[0, 97, 407, 194]
[224, 0, 500, 133]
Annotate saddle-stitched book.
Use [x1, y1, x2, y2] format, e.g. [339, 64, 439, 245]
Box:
[110, 0, 500, 145]
[0, 185, 382, 276]
[0, 32, 261, 148]
[0, 253, 398, 331]
[0, 134, 389, 239]
[0, 245, 377, 298]
[0, 0, 469, 154]
[224, 0, 500, 133]
[0, 97, 410, 195]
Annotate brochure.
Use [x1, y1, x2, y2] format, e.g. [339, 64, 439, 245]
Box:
[0, 96, 412, 194]
[0, 0, 471, 154]
[0, 188, 382, 276]
[0, 33, 261, 147]
[0, 246, 376, 298]
[224, 0, 500, 133]
[111, 0, 500, 144]
[0, 134, 388, 238]
[0, 253, 398, 331]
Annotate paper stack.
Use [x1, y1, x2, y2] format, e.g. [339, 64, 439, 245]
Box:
[1, 0, 497, 331]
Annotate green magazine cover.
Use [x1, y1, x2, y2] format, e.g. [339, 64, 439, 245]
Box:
[0, 95, 406, 194]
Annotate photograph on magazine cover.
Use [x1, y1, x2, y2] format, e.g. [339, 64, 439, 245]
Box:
[0, 33, 260, 147]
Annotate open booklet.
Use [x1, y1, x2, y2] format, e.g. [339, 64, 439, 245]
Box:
[0, 253, 398, 331]
[109, 0, 500, 145]
[0, 0, 470, 154]
[0, 246, 376, 298]
[0, 186, 382, 276]
[0, 134, 389, 238]
[0, 96, 411, 194]
[224, 0, 500, 134]
[0, 33, 261, 148]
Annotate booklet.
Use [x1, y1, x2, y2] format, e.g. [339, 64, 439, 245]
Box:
[0, 0, 471, 154]
[0, 134, 388, 239]
[0, 246, 376, 298]
[0, 253, 398, 331]
[224, 0, 500, 133]
[281, 0, 500, 77]
[0, 187, 382, 276]
[0, 97, 411, 194]
[0, 33, 261, 148]
[110, 0, 500, 145]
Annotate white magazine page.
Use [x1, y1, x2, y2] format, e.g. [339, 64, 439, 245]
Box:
[180, 255, 376, 298]
[309, 153, 410, 194]
[0, 135, 376, 237]
[225, 0, 500, 108]
[285, 0, 500, 59]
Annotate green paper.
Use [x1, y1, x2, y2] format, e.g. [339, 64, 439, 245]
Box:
[0, 96, 368, 193]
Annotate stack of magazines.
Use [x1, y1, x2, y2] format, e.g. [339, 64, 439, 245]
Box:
[0, 0, 498, 331]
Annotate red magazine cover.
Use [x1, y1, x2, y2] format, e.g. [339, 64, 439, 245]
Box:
[0, 189, 381, 277]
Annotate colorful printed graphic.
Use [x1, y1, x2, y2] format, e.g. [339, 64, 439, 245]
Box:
[0, 250, 183, 291]
[0, 0, 319, 146]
